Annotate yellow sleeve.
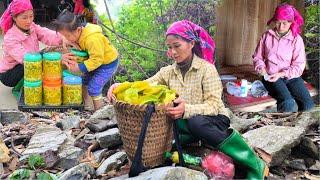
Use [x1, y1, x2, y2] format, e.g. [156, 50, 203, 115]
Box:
[79, 36, 104, 72]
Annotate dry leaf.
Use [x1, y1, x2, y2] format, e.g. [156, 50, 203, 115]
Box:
[8, 156, 19, 171]
[304, 172, 320, 180]
[0, 138, 10, 163]
[254, 147, 272, 164]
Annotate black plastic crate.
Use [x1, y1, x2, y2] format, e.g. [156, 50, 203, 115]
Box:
[18, 91, 84, 112]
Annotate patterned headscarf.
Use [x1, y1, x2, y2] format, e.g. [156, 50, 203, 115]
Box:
[267, 4, 304, 37]
[0, 0, 33, 34]
[166, 20, 215, 64]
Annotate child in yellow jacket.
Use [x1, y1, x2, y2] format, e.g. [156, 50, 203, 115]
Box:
[54, 10, 118, 111]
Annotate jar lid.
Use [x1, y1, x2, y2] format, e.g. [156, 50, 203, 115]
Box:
[43, 77, 62, 87]
[24, 53, 42, 62]
[43, 52, 61, 61]
[24, 80, 42, 87]
[63, 70, 77, 77]
[70, 49, 88, 57]
[63, 76, 82, 85]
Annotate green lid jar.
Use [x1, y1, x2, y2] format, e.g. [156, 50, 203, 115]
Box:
[24, 53, 42, 62]
[43, 52, 62, 79]
[24, 53, 42, 82]
[24, 80, 42, 106]
[70, 49, 88, 63]
[63, 76, 82, 105]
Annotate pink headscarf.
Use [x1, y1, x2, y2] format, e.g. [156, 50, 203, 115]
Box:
[166, 20, 215, 64]
[267, 4, 304, 37]
[0, 0, 33, 34]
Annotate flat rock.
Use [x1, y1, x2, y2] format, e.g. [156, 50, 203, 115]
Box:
[59, 163, 95, 180]
[90, 105, 115, 120]
[22, 125, 67, 155]
[56, 135, 84, 170]
[86, 117, 117, 132]
[243, 125, 304, 166]
[0, 110, 28, 125]
[56, 115, 80, 130]
[110, 167, 208, 180]
[95, 128, 122, 148]
[96, 151, 127, 176]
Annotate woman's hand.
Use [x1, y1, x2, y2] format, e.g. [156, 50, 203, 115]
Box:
[257, 67, 267, 76]
[107, 83, 120, 103]
[166, 97, 185, 120]
[268, 72, 285, 82]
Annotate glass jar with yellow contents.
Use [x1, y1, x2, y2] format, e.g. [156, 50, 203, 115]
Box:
[43, 52, 62, 79]
[24, 53, 42, 82]
[24, 80, 42, 106]
[43, 78, 62, 106]
[70, 49, 88, 63]
[63, 76, 82, 105]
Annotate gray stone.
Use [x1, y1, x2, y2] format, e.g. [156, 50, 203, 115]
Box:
[86, 117, 117, 132]
[95, 128, 122, 148]
[90, 105, 115, 120]
[0, 110, 28, 125]
[309, 160, 320, 171]
[56, 116, 80, 130]
[59, 163, 95, 180]
[243, 125, 304, 166]
[22, 125, 67, 155]
[111, 167, 208, 180]
[295, 112, 319, 129]
[96, 151, 127, 176]
[229, 111, 259, 132]
[84, 134, 96, 144]
[300, 137, 319, 159]
[93, 149, 108, 163]
[288, 159, 307, 170]
[56, 135, 84, 170]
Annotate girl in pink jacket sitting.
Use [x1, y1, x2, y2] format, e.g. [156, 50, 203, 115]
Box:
[0, 0, 66, 98]
[252, 4, 314, 112]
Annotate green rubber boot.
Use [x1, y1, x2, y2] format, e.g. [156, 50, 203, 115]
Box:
[12, 78, 23, 100]
[218, 129, 269, 180]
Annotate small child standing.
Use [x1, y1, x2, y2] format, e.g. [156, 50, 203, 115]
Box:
[54, 10, 119, 111]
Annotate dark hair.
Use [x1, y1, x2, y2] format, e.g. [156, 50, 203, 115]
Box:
[53, 10, 86, 32]
[170, 34, 203, 58]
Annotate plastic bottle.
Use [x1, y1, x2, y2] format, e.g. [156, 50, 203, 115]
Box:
[240, 79, 248, 97]
[43, 52, 62, 79]
[164, 151, 202, 166]
[24, 80, 42, 106]
[63, 76, 82, 105]
[24, 53, 42, 82]
[43, 77, 62, 106]
[70, 49, 89, 63]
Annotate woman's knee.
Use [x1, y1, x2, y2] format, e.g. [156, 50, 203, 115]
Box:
[278, 98, 297, 112]
[187, 115, 207, 135]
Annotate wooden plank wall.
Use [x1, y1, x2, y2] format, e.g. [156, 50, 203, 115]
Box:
[215, 0, 304, 67]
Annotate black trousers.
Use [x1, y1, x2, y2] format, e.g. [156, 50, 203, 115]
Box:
[187, 114, 231, 147]
[0, 64, 24, 87]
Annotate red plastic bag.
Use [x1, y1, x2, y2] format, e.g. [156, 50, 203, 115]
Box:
[202, 151, 235, 180]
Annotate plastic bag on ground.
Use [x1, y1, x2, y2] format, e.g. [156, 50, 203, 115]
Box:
[226, 82, 241, 97]
[202, 151, 235, 180]
[250, 80, 268, 98]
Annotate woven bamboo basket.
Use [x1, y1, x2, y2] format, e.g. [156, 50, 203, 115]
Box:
[114, 101, 173, 168]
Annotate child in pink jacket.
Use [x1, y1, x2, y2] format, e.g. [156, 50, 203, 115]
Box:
[0, 0, 63, 98]
[252, 4, 314, 112]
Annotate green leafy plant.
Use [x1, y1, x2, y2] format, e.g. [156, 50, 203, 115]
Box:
[28, 154, 45, 170]
[9, 169, 31, 180]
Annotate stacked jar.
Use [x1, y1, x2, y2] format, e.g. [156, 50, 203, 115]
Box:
[70, 49, 89, 63]
[63, 76, 82, 105]
[43, 52, 62, 106]
[23, 53, 43, 106]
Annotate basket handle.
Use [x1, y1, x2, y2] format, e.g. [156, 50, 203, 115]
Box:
[173, 102, 185, 167]
[129, 103, 155, 177]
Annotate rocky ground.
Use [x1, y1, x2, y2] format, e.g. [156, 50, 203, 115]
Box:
[0, 103, 319, 180]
